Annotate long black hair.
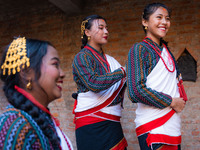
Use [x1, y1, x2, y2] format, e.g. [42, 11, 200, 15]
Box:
[0, 38, 61, 148]
[81, 14, 106, 49]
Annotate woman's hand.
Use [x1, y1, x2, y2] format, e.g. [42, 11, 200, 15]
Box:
[170, 97, 186, 113]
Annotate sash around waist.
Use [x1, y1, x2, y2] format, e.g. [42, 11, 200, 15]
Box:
[75, 78, 126, 118]
[134, 47, 182, 137]
[135, 103, 181, 137]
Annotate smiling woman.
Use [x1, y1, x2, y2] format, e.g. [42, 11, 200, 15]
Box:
[126, 3, 187, 150]
[38, 45, 65, 105]
[0, 37, 73, 150]
[142, 6, 170, 45]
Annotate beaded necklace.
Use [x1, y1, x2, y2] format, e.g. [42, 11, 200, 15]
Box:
[143, 37, 175, 73]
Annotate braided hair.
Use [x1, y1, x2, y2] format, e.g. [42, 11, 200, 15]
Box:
[81, 14, 106, 49]
[0, 38, 61, 149]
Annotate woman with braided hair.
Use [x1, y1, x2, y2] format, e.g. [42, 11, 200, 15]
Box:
[0, 37, 73, 149]
[72, 15, 127, 150]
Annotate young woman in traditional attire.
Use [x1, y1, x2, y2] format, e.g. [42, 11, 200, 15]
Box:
[0, 37, 73, 149]
[126, 3, 187, 150]
[72, 15, 127, 150]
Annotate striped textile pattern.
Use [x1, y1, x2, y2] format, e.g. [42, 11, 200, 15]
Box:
[0, 105, 54, 149]
[127, 38, 180, 108]
[72, 45, 125, 106]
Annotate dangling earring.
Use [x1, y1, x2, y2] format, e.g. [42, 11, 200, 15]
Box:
[145, 26, 148, 30]
[87, 36, 91, 41]
[26, 79, 32, 90]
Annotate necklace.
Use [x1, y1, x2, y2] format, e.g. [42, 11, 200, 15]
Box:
[143, 37, 175, 73]
[85, 45, 110, 73]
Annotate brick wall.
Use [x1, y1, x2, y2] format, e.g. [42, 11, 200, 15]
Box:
[0, 0, 199, 149]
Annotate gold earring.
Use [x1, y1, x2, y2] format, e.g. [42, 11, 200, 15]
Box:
[145, 26, 148, 30]
[26, 79, 32, 90]
[87, 36, 91, 41]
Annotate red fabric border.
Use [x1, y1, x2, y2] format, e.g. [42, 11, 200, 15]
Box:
[147, 133, 181, 146]
[75, 116, 105, 129]
[75, 78, 125, 118]
[94, 111, 121, 121]
[75, 112, 121, 129]
[136, 109, 175, 136]
[110, 137, 128, 150]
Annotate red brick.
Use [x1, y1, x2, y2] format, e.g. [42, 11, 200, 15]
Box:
[0, 0, 199, 149]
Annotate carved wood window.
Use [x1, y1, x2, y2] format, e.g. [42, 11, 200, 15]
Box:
[177, 48, 197, 82]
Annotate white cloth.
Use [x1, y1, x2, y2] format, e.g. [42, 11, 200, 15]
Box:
[75, 54, 123, 117]
[135, 47, 181, 136]
[54, 122, 74, 150]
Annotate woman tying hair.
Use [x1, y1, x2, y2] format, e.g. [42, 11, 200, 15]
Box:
[126, 3, 187, 150]
[0, 37, 73, 149]
[72, 15, 127, 150]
